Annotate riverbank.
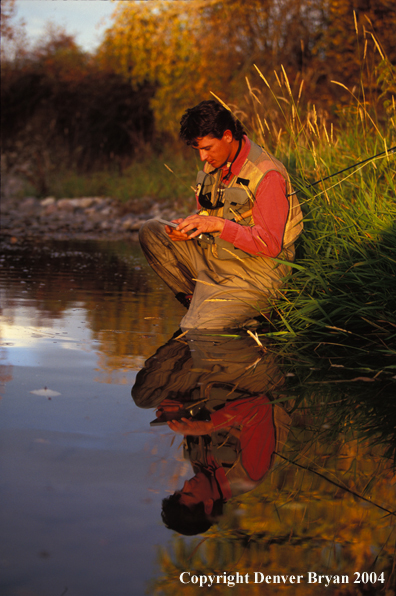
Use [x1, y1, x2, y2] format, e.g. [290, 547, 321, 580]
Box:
[0, 195, 179, 244]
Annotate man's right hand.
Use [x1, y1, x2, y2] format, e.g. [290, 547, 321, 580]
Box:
[165, 218, 191, 241]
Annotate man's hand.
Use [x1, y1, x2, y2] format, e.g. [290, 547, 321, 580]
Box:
[167, 417, 214, 436]
[165, 215, 225, 241]
[176, 214, 225, 239]
[165, 218, 190, 241]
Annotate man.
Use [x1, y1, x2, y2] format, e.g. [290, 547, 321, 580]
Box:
[139, 100, 303, 330]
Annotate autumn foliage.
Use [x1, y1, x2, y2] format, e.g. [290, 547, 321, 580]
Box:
[1, 0, 395, 195]
[99, 0, 396, 133]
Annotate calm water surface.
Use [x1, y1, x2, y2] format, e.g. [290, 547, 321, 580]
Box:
[0, 239, 395, 596]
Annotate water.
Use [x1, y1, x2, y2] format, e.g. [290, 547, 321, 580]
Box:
[0, 239, 395, 596]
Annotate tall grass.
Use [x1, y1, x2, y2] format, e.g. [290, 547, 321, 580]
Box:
[251, 51, 396, 351]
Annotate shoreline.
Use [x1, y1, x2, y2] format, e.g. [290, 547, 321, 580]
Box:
[0, 195, 178, 245]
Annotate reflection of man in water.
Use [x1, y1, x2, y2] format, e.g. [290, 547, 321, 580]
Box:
[160, 394, 277, 535]
[132, 332, 291, 536]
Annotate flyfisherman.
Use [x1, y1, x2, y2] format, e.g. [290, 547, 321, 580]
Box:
[139, 100, 303, 330]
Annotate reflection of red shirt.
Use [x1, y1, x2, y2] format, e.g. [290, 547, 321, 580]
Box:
[188, 395, 275, 501]
[210, 395, 275, 493]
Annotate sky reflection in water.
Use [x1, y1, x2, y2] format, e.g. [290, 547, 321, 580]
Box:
[0, 240, 395, 596]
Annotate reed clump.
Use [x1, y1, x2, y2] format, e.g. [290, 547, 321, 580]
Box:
[251, 48, 396, 351]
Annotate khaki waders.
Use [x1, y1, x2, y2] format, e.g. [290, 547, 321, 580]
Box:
[139, 219, 295, 330]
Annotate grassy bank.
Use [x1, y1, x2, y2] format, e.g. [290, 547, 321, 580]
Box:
[247, 60, 396, 352]
[271, 135, 396, 347]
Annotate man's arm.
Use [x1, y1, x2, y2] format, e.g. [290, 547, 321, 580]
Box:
[210, 396, 275, 482]
[167, 395, 269, 435]
[220, 171, 290, 257]
[168, 396, 275, 482]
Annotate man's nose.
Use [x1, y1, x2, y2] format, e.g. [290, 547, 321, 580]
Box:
[199, 149, 208, 162]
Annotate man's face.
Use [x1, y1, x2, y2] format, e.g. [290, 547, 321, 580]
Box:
[176, 473, 224, 518]
[194, 131, 233, 169]
[178, 474, 212, 508]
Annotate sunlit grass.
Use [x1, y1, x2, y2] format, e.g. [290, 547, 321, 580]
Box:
[249, 51, 396, 351]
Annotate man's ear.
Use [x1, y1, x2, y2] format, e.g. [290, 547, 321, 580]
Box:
[223, 130, 233, 143]
[203, 498, 214, 515]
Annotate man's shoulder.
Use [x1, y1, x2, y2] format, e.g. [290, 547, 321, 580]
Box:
[245, 140, 288, 180]
[245, 137, 275, 163]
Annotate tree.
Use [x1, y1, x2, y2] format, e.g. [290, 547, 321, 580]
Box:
[98, 0, 395, 138]
[1, 0, 17, 40]
[312, 0, 396, 98]
[1, 27, 155, 194]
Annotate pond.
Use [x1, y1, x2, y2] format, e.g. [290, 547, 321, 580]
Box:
[0, 239, 395, 596]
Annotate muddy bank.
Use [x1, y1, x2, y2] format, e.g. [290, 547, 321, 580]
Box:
[0, 195, 179, 244]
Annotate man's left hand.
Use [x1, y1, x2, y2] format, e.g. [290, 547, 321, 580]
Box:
[176, 215, 225, 239]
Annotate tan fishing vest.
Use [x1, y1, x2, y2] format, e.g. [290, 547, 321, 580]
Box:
[196, 140, 303, 260]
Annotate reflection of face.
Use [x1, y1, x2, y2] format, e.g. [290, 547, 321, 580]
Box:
[178, 474, 214, 508]
[194, 133, 234, 169]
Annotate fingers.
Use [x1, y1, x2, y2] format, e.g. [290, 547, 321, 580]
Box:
[167, 419, 185, 433]
[156, 406, 179, 416]
[165, 228, 191, 241]
[167, 417, 193, 434]
[166, 418, 214, 436]
[177, 216, 200, 235]
[177, 215, 224, 236]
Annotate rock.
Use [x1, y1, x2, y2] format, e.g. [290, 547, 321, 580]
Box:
[84, 207, 98, 217]
[121, 216, 141, 231]
[149, 203, 161, 217]
[57, 198, 76, 212]
[41, 197, 56, 207]
[43, 203, 58, 216]
[100, 206, 113, 217]
[76, 197, 95, 209]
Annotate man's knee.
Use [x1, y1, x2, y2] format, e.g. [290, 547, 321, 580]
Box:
[139, 218, 163, 246]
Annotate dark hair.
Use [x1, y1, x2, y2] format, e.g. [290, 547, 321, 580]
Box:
[161, 492, 224, 536]
[179, 100, 245, 147]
